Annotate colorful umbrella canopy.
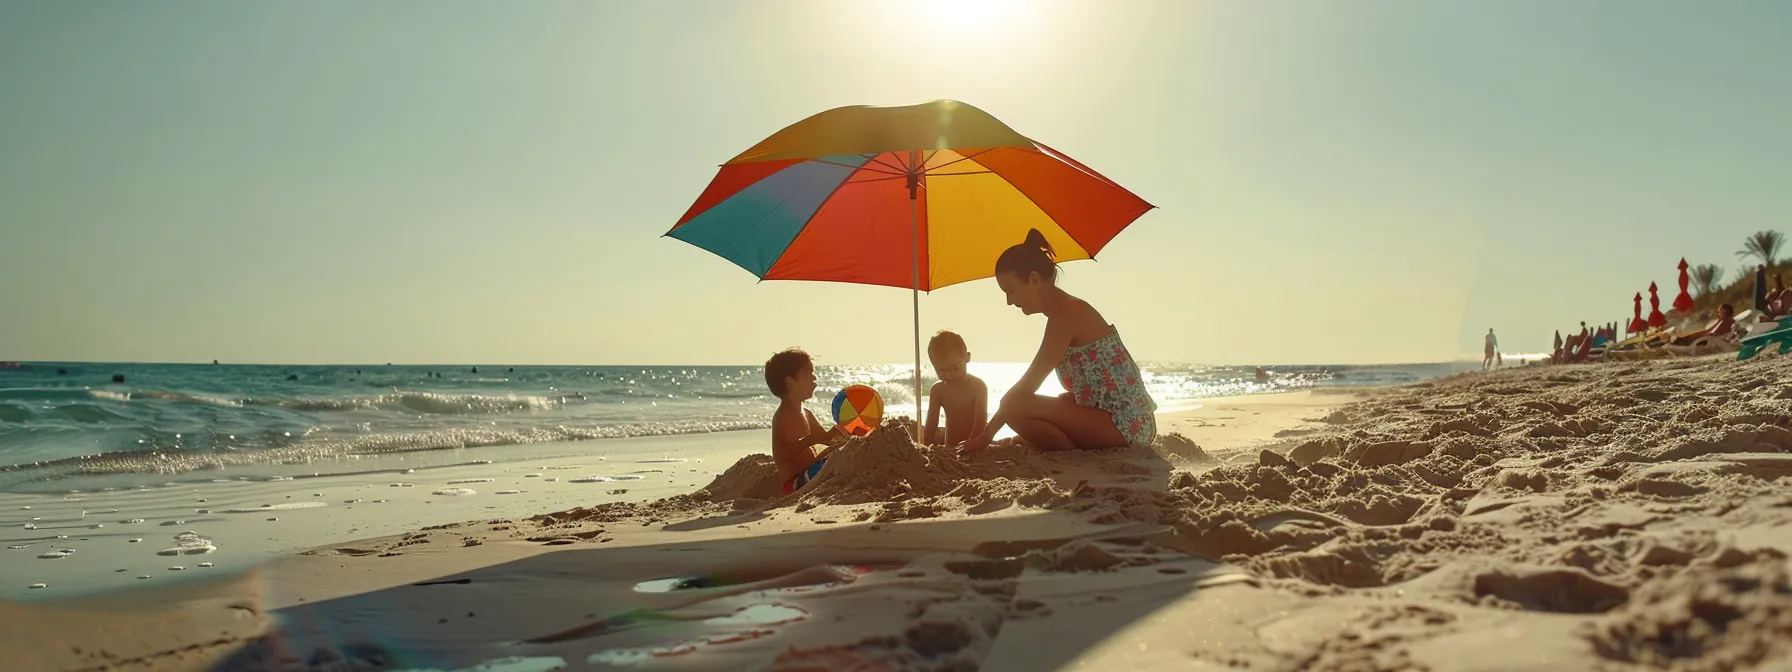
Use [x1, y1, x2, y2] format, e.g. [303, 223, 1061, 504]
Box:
[1647, 282, 1667, 329]
[1673, 258, 1695, 314]
[667, 100, 1154, 407]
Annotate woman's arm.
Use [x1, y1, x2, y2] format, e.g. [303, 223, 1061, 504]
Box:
[973, 315, 1075, 443]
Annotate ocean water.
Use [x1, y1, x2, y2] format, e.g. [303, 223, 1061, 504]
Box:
[0, 361, 1477, 488]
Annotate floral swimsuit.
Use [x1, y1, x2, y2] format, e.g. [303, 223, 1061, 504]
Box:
[1056, 326, 1158, 449]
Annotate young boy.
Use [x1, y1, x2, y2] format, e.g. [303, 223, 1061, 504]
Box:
[923, 330, 989, 447]
[765, 348, 846, 494]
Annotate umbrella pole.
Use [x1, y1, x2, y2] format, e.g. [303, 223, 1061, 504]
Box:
[908, 160, 923, 427]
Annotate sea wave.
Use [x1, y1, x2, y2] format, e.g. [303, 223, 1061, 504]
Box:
[255, 392, 561, 415]
[0, 419, 773, 478]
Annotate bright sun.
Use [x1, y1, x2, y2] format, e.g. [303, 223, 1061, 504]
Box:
[910, 0, 1030, 35]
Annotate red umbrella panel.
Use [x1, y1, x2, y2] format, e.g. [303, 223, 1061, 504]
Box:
[1630, 293, 1646, 334]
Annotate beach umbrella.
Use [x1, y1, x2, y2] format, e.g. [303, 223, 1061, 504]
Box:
[1647, 282, 1667, 329]
[665, 100, 1154, 410]
[1629, 293, 1646, 334]
[1673, 258, 1695, 314]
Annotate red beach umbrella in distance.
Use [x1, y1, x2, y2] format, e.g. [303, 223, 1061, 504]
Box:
[1673, 258, 1696, 314]
[1647, 282, 1667, 329]
[1630, 293, 1646, 334]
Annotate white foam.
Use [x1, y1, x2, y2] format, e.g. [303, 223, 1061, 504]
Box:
[496, 490, 524, 495]
[128, 538, 142, 543]
[168, 566, 185, 571]
[28, 583, 46, 589]
[37, 552, 68, 559]
[199, 562, 214, 568]
[219, 502, 326, 514]
[158, 531, 218, 556]
[121, 518, 145, 524]
[569, 474, 646, 483]
[7, 545, 29, 549]
[391, 482, 414, 488]
[447, 478, 495, 484]
[137, 575, 150, 579]
[431, 487, 476, 497]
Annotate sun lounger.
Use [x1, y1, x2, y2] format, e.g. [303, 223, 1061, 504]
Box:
[1738, 321, 1792, 361]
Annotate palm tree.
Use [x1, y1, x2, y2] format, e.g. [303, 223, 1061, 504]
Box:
[1737, 230, 1784, 268]
[1691, 264, 1725, 297]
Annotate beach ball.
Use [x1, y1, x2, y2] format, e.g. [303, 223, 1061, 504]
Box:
[831, 385, 884, 437]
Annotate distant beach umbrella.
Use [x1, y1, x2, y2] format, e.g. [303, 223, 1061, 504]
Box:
[1647, 282, 1667, 329]
[1673, 258, 1695, 314]
[666, 100, 1153, 407]
[1630, 293, 1646, 334]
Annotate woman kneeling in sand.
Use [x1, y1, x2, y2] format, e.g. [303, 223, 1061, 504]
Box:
[957, 229, 1158, 452]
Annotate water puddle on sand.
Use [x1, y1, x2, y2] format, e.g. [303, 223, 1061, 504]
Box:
[585, 604, 810, 666]
[631, 564, 882, 594]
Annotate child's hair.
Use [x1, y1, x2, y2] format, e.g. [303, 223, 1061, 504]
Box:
[928, 330, 968, 358]
[994, 228, 1058, 282]
[764, 347, 812, 397]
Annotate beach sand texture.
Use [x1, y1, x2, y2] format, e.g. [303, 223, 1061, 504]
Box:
[6, 355, 1792, 671]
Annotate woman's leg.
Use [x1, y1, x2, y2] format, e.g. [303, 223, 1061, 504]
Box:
[1002, 394, 1128, 450]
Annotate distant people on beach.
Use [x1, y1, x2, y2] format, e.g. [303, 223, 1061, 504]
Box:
[1755, 265, 1770, 314]
[1483, 328, 1500, 370]
[957, 229, 1157, 453]
[763, 348, 847, 494]
[1255, 367, 1269, 384]
[923, 330, 988, 447]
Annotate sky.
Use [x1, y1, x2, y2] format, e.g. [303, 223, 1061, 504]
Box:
[2, 1, 1789, 367]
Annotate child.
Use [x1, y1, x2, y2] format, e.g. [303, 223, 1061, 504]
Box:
[923, 330, 988, 446]
[764, 348, 846, 494]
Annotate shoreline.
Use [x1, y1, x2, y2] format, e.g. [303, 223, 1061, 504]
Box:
[0, 389, 1359, 606]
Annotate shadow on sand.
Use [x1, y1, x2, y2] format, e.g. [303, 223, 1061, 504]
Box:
[202, 443, 1222, 671]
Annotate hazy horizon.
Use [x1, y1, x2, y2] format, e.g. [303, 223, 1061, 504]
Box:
[5, 1, 1788, 368]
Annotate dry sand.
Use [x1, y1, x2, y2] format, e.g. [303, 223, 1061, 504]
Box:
[7, 356, 1792, 671]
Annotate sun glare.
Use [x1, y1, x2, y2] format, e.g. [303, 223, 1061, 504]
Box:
[911, 0, 1030, 35]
